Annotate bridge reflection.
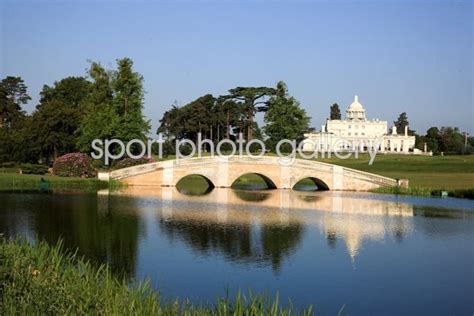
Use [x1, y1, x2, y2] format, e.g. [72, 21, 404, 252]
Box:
[112, 187, 415, 263]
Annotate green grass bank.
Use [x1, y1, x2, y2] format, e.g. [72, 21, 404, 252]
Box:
[1, 154, 473, 197]
[0, 237, 313, 315]
[0, 173, 111, 192]
[318, 154, 474, 190]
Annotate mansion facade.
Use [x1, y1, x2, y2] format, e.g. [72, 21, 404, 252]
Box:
[302, 96, 418, 153]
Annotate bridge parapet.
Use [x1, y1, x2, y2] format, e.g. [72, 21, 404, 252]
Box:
[341, 168, 398, 187]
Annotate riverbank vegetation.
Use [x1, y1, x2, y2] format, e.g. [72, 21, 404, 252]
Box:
[370, 187, 474, 199]
[0, 173, 110, 192]
[0, 237, 313, 315]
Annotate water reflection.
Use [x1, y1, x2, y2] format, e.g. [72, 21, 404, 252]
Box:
[115, 187, 417, 262]
[159, 219, 303, 271]
[1, 189, 473, 314]
[0, 192, 143, 277]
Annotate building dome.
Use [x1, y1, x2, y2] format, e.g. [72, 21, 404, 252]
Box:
[348, 95, 364, 110]
[346, 95, 366, 120]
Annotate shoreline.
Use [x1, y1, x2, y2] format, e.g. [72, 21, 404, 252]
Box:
[1, 172, 473, 200]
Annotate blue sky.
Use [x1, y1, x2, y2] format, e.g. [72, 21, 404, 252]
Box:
[1, 0, 472, 134]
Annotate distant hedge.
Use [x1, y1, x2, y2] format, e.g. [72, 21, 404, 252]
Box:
[53, 153, 96, 178]
[0, 162, 48, 175]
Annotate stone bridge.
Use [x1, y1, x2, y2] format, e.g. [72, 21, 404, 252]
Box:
[101, 156, 403, 191]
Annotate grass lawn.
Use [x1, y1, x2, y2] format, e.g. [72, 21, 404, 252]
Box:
[318, 154, 474, 190]
[0, 173, 109, 191]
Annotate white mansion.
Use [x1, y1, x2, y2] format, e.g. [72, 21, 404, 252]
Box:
[302, 96, 417, 153]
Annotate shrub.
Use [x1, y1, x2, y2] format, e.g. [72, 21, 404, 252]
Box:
[53, 153, 96, 178]
[448, 188, 474, 199]
[0, 162, 18, 174]
[112, 157, 155, 170]
[19, 163, 49, 175]
[1, 162, 16, 168]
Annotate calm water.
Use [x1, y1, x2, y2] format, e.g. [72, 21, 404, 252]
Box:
[1, 188, 473, 315]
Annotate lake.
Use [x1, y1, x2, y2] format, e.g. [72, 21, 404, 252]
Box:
[0, 188, 473, 315]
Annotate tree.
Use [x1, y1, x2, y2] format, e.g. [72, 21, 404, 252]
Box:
[77, 58, 150, 154]
[222, 86, 276, 140]
[31, 100, 79, 161]
[393, 112, 415, 135]
[0, 76, 30, 129]
[0, 116, 40, 163]
[264, 81, 310, 152]
[438, 127, 464, 154]
[113, 58, 143, 117]
[0, 76, 33, 163]
[157, 95, 247, 145]
[112, 58, 150, 146]
[157, 102, 181, 139]
[416, 126, 471, 154]
[39, 77, 91, 109]
[158, 95, 216, 143]
[77, 61, 116, 152]
[330, 103, 341, 120]
[30, 77, 91, 162]
[213, 97, 245, 140]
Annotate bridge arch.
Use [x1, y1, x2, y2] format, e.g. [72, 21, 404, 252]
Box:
[292, 176, 330, 191]
[176, 174, 215, 195]
[231, 173, 278, 190]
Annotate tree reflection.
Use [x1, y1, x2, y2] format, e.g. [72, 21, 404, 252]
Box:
[233, 190, 271, 202]
[261, 223, 304, 270]
[159, 217, 303, 271]
[31, 193, 142, 278]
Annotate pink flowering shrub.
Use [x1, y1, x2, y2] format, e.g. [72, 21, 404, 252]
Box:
[53, 153, 96, 178]
[112, 157, 155, 170]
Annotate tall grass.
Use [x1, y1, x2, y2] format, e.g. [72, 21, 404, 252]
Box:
[0, 237, 313, 315]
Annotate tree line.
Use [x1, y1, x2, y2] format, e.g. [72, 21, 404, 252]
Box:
[157, 81, 311, 153]
[0, 58, 150, 165]
[0, 59, 312, 165]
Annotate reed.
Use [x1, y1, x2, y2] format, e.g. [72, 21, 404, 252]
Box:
[0, 237, 313, 315]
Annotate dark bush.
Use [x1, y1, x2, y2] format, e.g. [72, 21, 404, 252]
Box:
[448, 189, 474, 199]
[112, 157, 155, 170]
[1, 162, 17, 168]
[53, 153, 96, 178]
[20, 163, 49, 175]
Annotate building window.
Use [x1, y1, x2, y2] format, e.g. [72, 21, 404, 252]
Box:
[355, 132, 358, 136]
[348, 125, 351, 129]
[348, 132, 351, 136]
[362, 132, 365, 136]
